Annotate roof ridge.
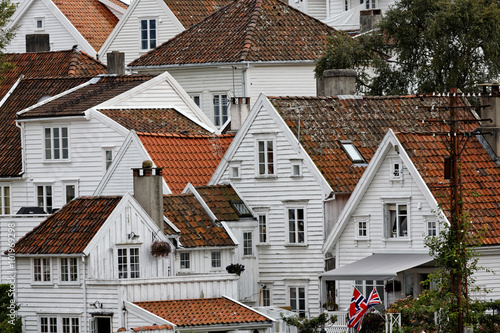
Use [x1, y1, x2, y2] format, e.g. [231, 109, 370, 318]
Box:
[239, 0, 261, 61]
[137, 132, 234, 138]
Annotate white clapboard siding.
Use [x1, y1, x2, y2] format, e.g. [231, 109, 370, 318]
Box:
[474, 248, 500, 301]
[175, 249, 234, 276]
[7, 0, 87, 54]
[218, 107, 327, 315]
[100, 0, 183, 65]
[307, 0, 327, 20]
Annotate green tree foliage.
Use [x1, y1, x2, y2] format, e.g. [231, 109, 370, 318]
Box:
[281, 313, 337, 333]
[316, 0, 500, 95]
[0, 284, 22, 333]
[0, 0, 17, 76]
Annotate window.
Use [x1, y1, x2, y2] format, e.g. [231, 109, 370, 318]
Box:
[44, 127, 69, 160]
[230, 165, 240, 178]
[230, 200, 251, 216]
[385, 203, 408, 238]
[33, 258, 51, 282]
[118, 247, 140, 279]
[104, 149, 113, 170]
[41, 316, 57, 333]
[262, 287, 271, 306]
[257, 139, 275, 176]
[64, 184, 76, 204]
[140, 19, 156, 50]
[258, 214, 267, 243]
[365, 0, 376, 9]
[358, 221, 368, 238]
[355, 280, 385, 307]
[189, 94, 201, 107]
[62, 317, 79, 333]
[288, 208, 305, 244]
[291, 160, 302, 177]
[35, 17, 45, 30]
[37, 185, 53, 213]
[211, 251, 221, 268]
[213, 94, 228, 126]
[340, 141, 365, 163]
[41, 316, 80, 333]
[427, 220, 437, 237]
[0, 185, 10, 215]
[289, 286, 306, 317]
[60, 258, 78, 282]
[243, 232, 253, 256]
[180, 252, 190, 269]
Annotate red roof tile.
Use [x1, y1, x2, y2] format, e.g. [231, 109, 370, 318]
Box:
[162, 194, 235, 247]
[99, 108, 211, 135]
[195, 185, 243, 221]
[397, 132, 500, 246]
[53, 0, 119, 51]
[164, 0, 232, 28]
[138, 133, 234, 194]
[18, 75, 154, 119]
[134, 297, 271, 327]
[269, 95, 476, 193]
[131, 324, 174, 332]
[129, 0, 336, 67]
[13, 196, 121, 254]
[103, 0, 129, 10]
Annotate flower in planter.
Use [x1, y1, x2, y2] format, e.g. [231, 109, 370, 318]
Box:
[150, 240, 171, 258]
[226, 263, 245, 276]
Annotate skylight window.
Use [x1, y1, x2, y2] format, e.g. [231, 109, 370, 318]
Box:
[230, 200, 251, 217]
[340, 141, 365, 163]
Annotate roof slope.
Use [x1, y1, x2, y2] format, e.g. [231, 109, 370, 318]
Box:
[134, 297, 271, 327]
[138, 133, 234, 194]
[99, 108, 211, 135]
[397, 132, 500, 246]
[129, 0, 335, 67]
[53, 0, 119, 51]
[13, 196, 121, 254]
[162, 194, 235, 247]
[0, 77, 92, 177]
[195, 184, 242, 221]
[269, 95, 476, 193]
[18, 75, 154, 119]
[164, 0, 232, 28]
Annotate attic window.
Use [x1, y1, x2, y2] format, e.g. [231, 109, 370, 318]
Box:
[340, 141, 365, 163]
[230, 200, 251, 217]
[34, 17, 45, 30]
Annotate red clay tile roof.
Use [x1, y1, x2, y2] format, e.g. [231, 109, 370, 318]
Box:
[397, 132, 500, 246]
[162, 194, 235, 247]
[0, 77, 91, 177]
[99, 108, 211, 135]
[103, 0, 129, 10]
[269, 95, 476, 193]
[195, 185, 242, 221]
[13, 196, 121, 254]
[18, 75, 154, 119]
[131, 324, 174, 332]
[129, 0, 336, 67]
[134, 297, 272, 327]
[53, 0, 119, 51]
[138, 133, 234, 194]
[164, 0, 232, 28]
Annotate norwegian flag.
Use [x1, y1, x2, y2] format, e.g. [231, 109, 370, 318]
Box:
[347, 288, 382, 331]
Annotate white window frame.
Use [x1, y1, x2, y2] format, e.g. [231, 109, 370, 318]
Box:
[34, 16, 45, 31]
[44, 127, 69, 161]
[229, 161, 241, 179]
[189, 93, 201, 107]
[340, 140, 365, 163]
[355, 279, 385, 306]
[0, 184, 10, 215]
[243, 231, 253, 256]
[63, 181, 78, 205]
[117, 247, 140, 279]
[288, 285, 307, 318]
[365, 0, 376, 9]
[258, 213, 268, 244]
[36, 184, 53, 214]
[40, 315, 80, 333]
[103, 148, 115, 171]
[60, 257, 79, 283]
[390, 159, 403, 181]
[90, 316, 111, 333]
[354, 215, 370, 240]
[211, 251, 221, 269]
[255, 134, 277, 177]
[32, 258, 51, 284]
[290, 159, 302, 177]
[424, 215, 438, 237]
[261, 285, 272, 306]
[180, 252, 190, 270]
[286, 206, 306, 245]
[384, 200, 410, 239]
[213, 94, 229, 127]
[140, 18, 157, 50]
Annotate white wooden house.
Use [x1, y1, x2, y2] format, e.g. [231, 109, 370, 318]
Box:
[6, 0, 126, 57]
[128, 0, 337, 127]
[99, 0, 231, 65]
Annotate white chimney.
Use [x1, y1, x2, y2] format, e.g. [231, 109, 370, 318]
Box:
[230, 97, 250, 132]
[132, 160, 164, 230]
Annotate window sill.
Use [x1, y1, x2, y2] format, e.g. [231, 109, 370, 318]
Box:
[31, 282, 54, 287]
[354, 237, 369, 241]
[256, 243, 271, 247]
[43, 159, 71, 164]
[291, 175, 303, 179]
[57, 282, 81, 287]
[255, 175, 278, 179]
[242, 255, 256, 259]
[385, 237, 411, 241]
[284, 243, 308, 248]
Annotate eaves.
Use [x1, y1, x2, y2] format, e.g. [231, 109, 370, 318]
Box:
[128, 60, 315, 71]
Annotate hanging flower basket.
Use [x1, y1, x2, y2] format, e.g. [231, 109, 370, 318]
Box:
[226, 263, 245, 276]
[150, 240, 171, 258]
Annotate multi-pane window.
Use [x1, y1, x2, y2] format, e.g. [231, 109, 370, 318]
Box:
[364, 0, 376, 9]
[180, 252, 190, 269]
[262, 287, 271, 306]
[258, 214, 267, 243]
[62, 317, 79, 333]
[41, 316, 79, 333]
[288, 208, 305, 244]
[61, 258, 78, 282]
[290, 287, 306, 317]
[33, 258, 51, 282]
[427, 220, 437, 237]
[355, 280, 385, 306]
[386, 204, 408, 238]
[41, 317, 57, 333]
[105, 150, 113, 170]
[44, 127, 69, 160]
[0, 185, 10, 215]
[211, 251, 221, 268]
[213, 94, 228, 126]
[258, 140, 275, 175]
[118, 248, 140, 279]
[140, 19, 156, 50]
[37, 185, 53, 213]
[358, 221, 368, 237]
[243, 232, 253, 256]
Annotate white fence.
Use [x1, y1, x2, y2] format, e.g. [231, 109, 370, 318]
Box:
[325, 311, 402, 333]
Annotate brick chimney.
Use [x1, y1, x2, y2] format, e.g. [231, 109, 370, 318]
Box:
[230, 97, 250, 132]
[107, 51, 125, 75]
[132, 161, 164, 230]
[360, 9, 382, 33]
[479, 81, 500, 158]
[316, 69, 357, 97]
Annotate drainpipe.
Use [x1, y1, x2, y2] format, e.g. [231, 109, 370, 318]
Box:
[14, 121, 26, 177]
[241, 62, 249, 97]
[82, 254, 88, 333]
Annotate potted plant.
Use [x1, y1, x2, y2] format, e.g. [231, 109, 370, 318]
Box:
[150, 240, 171, 258]
[226, 263, 245, 276]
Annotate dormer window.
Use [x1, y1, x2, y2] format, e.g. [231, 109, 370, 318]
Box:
[340, 141, 365, 163]
[230, 200, 251, 217]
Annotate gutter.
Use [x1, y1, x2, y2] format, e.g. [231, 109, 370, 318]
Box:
[127, 60, 315, 72]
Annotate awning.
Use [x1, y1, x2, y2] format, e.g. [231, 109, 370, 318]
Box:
[321, 253, 434, 280]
